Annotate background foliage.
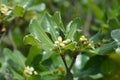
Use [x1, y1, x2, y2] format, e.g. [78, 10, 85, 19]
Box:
[0, 0, 120, 80]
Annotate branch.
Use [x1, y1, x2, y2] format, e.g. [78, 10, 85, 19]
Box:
[60, 54, 69, 71]
[69, 51, 79, 70]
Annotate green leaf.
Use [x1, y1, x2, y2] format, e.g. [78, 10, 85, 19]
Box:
[41, 51, 53, 62]
[111, 29, 120, 42]
[33, 12, 59, 42]
[88, 1, 104, 19]
[23, 34, 39, 46]
[13, 50, 26, 68]
[13, 5, 24, 17]
[80, 55, 106, 80]
[3, 48, 26, 75]
[25, 46, 42, 65]
[28, 3, 46, 12]
[63, 42, 76, 51]
[108, 18, 120, 30]
[98, 42, 117, 55]
[45, 13, 59, 41]
[90, 31, 103, 44]
[8, 64, 24, 80]
[66, 18, 82, 40]
[12, 27, 23, 48]
[83, 55, 106, 71]
[53, 11, 65, 33]
[29, 19, 54, 50]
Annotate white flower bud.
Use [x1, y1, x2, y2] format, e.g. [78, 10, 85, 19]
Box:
[55, 41, 59, 44]
[63, 39, 71, 44]
[60, 43, 65, 47]
[24, 66, 37, 77]
[58, 36, 62, 42]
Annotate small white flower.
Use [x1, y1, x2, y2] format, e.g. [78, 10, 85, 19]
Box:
[24, 66, 37, 77]
[54, 36, 71, 47]
[55, 41, 59, 44]
[0, 4, 12, 16]
[79, 36, 87, 41]
[63, 39, 71, 44]
[59, 43, 65, 47]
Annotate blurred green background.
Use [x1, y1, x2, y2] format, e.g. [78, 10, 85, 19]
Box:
[0, 0, 120, 80]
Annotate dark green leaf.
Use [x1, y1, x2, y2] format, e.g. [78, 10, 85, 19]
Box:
[25, 46, 42, 65]
[90, 31, 104, 44]
[108, 18, 120, 30]
[98, 42, 117, 55]
[3, 48, 26, 68]
[41, 51, 53, 62]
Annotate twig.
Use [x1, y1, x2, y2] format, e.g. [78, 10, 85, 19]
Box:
[60, 54, 69, 71]
[69, 51, 79, 70]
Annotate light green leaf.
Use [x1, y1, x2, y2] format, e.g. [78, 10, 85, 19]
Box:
[28, 3, 46, 12]
[111, 29, 120, 42]
[53, 11, 65, 33]
[45, 13, 59, 41]
[37, 12, 59, 41]
[9, 67, 24, 80]
[23, 34, 39, 46]
[41, 51, 53, 62]
[13, 50, 26, 68]
[3, 48, 26, 71]
[29, 19, 54, 50]
[66, 18, 82, 40]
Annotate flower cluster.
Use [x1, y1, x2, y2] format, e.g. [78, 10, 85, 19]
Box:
[0, 4, 12, 16]
[54, 36, 71, 47]
[79, 35, 93, 49]
[23, 66, 37, 77]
